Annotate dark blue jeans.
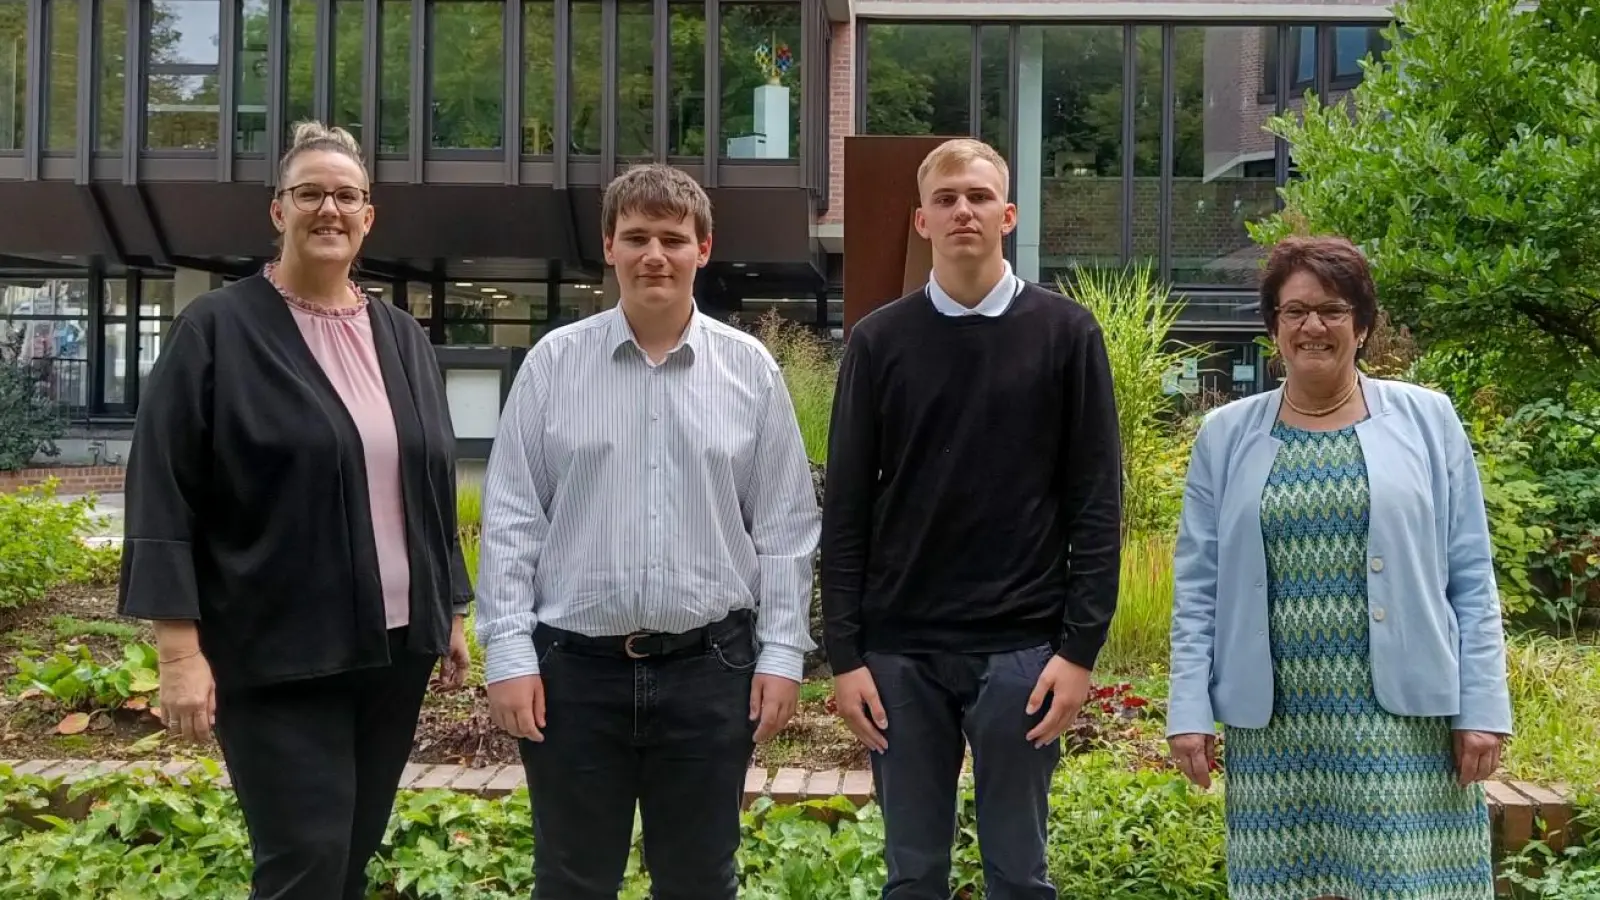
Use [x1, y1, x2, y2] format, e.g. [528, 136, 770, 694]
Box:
[866, 646, 1063, 900]
[518, 613, 758, 900]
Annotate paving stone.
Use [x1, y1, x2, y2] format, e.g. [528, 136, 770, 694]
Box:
[769, 767, 806, 804]
[397, 763, 432, 790]
[12, 760, 52, 775]
[65, 761, 129, 783]
[485, 765, 526, 797]
[450, 765, 500, 794]
[805, 769, 841, 799]
[840, 770, 873, 804]
[1510, 781, 1575, 851]
[413, 765, 459, 790]
[741, 767, 769, 808]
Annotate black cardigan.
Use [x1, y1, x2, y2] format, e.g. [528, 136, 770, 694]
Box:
[117, 274, 474, 689]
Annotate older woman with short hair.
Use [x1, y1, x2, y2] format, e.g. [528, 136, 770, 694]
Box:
[1166, 235, 1512, 900]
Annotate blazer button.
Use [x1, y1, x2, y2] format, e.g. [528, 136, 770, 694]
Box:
[1371, 557, 1384, 572]
[1373, 607, 1386, 622]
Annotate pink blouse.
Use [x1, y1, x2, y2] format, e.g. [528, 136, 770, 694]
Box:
[266, 264, 412, 630]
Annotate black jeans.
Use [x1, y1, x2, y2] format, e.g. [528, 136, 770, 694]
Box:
[213, 628, 438, 900]
[867, 646, 1063, 900]
[519, 612, 758, 900]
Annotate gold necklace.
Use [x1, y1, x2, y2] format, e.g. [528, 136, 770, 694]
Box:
[1283, 377, 1359, 417]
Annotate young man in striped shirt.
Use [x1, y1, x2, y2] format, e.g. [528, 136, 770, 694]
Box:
[476, 164, 821, 899]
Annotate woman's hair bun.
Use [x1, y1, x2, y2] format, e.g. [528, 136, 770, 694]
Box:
[289, 120, 362, 156]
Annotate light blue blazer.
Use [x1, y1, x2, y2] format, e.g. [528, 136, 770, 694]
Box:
[1166, 373, 1514, 738]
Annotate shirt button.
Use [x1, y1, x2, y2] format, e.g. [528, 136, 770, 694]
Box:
[1371, 557, 1384, 572]
[1373, 607, 1386, 622]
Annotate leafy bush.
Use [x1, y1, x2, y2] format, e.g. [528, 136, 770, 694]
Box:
[1249, 0, 1600, 403]
[1058, 264, 1207, 539]
[0, 480, 105, 610]
[1503, 798, 1600, 900]
[0, 332, 64, 472]
[8, 642, 160, 713]
[0, 750, 1228, 899]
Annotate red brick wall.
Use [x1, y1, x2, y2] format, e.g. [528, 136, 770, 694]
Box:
[823, 20, 854, 224]
[0, 467, 126, 496]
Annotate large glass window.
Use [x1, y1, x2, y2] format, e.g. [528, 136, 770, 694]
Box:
[146, 0, 222, 150]
[521, 0, 553, 154]
[568, 0, 599, 154]
[436, 281, 551, 346]
[97, 0, 126, 150]
[379, 0, 410, 152]
[333, 0, 364, 142]
[430, 0, 502, 150]
[1, 279, 91, 413]
[1129, 25, 1161, 267]
[1171, 25, 1277, 286]
[617, 0, 652, 157]
[667, 0, 703, 156]
[0, 0, 24, 150]
[862, 23, 970, 137]
[235, 0, 267, 152]
[1018, 25, 1123, 284]
[284, 0, 313, 143]
[46, 0, 77, 150]
[101, 278, 176, 409]
[719, 2, 800, 160]
[978, 24, 1008, 159]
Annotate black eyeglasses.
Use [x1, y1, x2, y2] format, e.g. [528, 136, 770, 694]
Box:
[278, 183, 370, 214]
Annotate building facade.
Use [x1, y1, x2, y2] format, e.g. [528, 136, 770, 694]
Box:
[1, 0, 1391, 437]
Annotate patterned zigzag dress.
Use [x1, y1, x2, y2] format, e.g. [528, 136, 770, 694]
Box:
[1222, 419, 1495, 900]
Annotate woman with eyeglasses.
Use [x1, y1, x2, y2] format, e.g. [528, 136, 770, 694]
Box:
[1165, 235, 1511, 900]
[118, 120, 473, 900]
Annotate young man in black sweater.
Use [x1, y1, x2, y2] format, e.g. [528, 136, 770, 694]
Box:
[822, 138, 1122, 899]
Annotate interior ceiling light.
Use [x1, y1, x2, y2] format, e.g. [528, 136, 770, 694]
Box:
[455, 282, 473, 288]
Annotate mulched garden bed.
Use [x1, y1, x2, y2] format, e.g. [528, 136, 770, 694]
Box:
[1, 587, 1170, 775]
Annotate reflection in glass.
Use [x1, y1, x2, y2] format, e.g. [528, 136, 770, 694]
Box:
[522, 1, 553, 154]
[667, 1, 703, 156]
[97, 0, 126, 150]
[617, 0, 653, 157]
[430, 0, 503, 149]
[1130, 26, 1160, 266]
[1, 0, 27, 150]
[720, 3, 800, 160]
[863, 23, 969, 137]
[568, 1, 599, 154]
[235, 0, 267, 152]
[145, 0, 222, 150]
[46, 0, 77, 150]
[978, 25, 1008, 159]
[440, 282, 550, 346]
[137, 280, 176, 405]
[1172, 26, 1278, 286]
[284, 0, 313, 144]
[333, 0, 364, 142]
[1019, 25, 1123, 283]
[0, 279, 92, 410]
[379, 0, 409, 153]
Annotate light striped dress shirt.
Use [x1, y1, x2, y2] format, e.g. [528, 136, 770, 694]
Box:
[475, 304, 821, 686]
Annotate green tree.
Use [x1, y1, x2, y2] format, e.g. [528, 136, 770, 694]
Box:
[1249, 0, 1600, 402]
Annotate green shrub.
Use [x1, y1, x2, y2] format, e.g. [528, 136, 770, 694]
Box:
[1503, 798, 1600, 900]
[0, 332, 65, 472]
[0, 480, 104, 610]
[1099, 534, 1178, 673]
[1058, 264, 1207, 539]
[0, 750, 1227, 900]
[8, 642, 161, 713]
[750, 310, 836, 466]
[1503, 635, 1600, 793]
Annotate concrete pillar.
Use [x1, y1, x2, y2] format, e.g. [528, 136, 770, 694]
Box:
[173, 268, 222, 315]
[1015, 27, 1044, 284]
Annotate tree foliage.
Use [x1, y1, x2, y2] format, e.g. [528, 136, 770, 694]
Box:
[1249, 0, 1600, 402]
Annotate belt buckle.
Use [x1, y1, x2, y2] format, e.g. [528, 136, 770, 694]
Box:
[623, 632, 652, 659]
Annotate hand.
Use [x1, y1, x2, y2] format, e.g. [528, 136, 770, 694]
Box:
[439, 615, 472, 690]
[833, 666, 888, 753]
[1453, 730, 1503, 786]
[749, 675, 800, 742]
[1168, 733, 1217, 789]
[1024, 655, 1091, 749]
[157, 651, 216, 744]
[486, 675, 547, 742]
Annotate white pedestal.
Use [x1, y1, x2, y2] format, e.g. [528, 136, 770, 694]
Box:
[726, 82, 791, 159]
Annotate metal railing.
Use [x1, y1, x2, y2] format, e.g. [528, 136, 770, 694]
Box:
[27, 357, 91, 425]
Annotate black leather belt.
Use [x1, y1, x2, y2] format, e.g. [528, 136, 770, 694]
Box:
[538, 609, 752, 661]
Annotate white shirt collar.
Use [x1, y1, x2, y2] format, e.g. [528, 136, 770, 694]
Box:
[927, 260, 1020, 318]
